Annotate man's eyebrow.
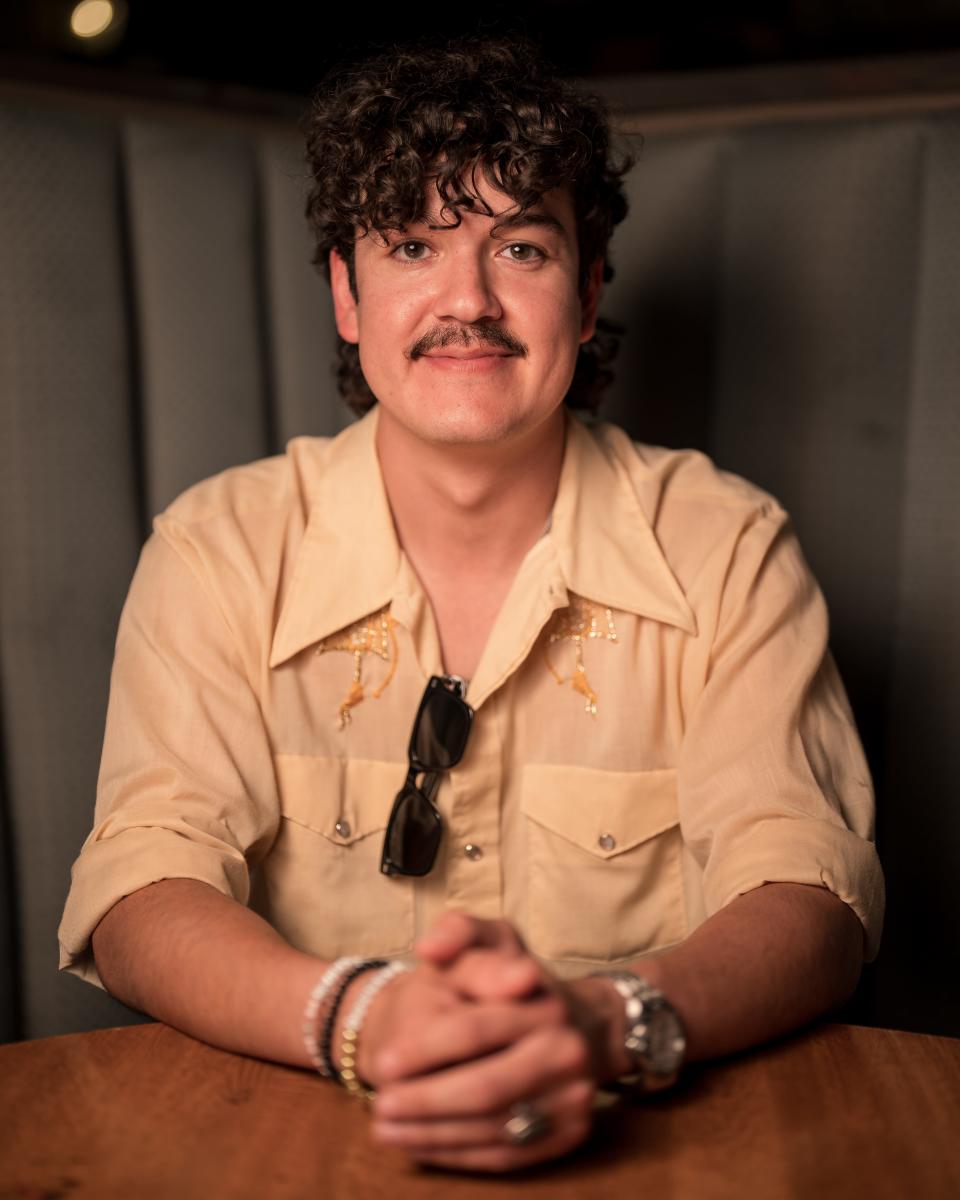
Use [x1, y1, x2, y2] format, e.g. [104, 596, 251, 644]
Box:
[380, 211, 569, 240]
[490, 211, 568, 238]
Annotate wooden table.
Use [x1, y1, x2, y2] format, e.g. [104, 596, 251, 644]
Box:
[1, 1022, 958, 1199]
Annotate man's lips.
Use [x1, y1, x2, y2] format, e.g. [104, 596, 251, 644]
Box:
[421, 349, 516, 360]
[418, 348, 518, 372]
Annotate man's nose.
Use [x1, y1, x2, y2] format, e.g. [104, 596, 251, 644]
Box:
[432, 252, 503, 324]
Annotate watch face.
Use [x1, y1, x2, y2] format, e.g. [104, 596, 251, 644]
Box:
[648, 1006, 685, 1073]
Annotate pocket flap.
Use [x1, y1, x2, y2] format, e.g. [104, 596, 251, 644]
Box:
[521, 764, 678, 859]
[274, 755, 403, 845]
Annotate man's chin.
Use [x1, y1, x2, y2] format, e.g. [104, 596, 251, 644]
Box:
[378, 397, 544, 449]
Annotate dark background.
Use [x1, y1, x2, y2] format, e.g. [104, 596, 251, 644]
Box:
[3, 0, 960, 94]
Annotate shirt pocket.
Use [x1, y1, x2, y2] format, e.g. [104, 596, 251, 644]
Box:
[520, 763, 687, 964]
[266, 755, 414, 959]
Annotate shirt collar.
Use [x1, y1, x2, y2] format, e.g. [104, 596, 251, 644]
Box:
[548, 413, 697, 634]
[269, 407, 696, 670]
[269, 408, 400, 668]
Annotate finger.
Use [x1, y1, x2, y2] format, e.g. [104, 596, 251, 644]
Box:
[374, 1025, 591, 1121]
[353, 966, 468, 1086]
[375, 995, 566, 1083]
[413, 911, 482, 963]
[405, 1111, 593, 1174]
[407, 1120, 590, 1174]
[440, 947, 544, 1003]
[371, 1078, 594, 1152]
[414, 913, 526, 966]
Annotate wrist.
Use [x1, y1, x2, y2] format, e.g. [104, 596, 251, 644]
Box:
[590, 969, 687, 1092]
[565, 975, 633, 1084]
[333, 961, 411, 1087]
[302, 956, 367, 1076]
[330, 969, 375, 1075]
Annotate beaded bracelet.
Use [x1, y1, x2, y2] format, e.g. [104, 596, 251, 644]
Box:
[302, 957, 363, 1077]
[320, 959, 387, 1081]
[338, 960, 413, 1101]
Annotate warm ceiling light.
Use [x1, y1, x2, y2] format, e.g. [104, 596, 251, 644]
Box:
[70, 0, 116, 39]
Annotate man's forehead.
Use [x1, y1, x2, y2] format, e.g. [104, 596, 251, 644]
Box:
[411, 206, 570, 239]
[422, 174, 572, 223]
[358, 179, 574, 243]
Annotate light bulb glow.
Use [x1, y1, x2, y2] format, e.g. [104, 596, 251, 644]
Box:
[70, 0, 115, 39]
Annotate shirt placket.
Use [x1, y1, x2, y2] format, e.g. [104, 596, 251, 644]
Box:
[444, 695, 504, 919]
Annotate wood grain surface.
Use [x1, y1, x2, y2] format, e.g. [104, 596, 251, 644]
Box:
[1, 1022, 958, 1199]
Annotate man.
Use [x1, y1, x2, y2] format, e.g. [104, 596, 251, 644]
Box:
[59, 37, 883, 1173]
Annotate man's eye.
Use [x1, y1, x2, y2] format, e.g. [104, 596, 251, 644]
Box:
[502, 243, 544, 262]
[393, 241, 430, 261]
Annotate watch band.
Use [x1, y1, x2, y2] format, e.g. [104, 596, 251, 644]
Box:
[598, 971, 686, 1092]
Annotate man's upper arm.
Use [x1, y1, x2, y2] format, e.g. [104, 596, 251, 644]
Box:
[58, 522, 281, 987]
[677, 506, 885, 962]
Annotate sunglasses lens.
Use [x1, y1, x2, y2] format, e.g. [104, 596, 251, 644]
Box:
[381, 678, 474, 879]
[413, 688, 472, 770]
[382, 784, 443, 876]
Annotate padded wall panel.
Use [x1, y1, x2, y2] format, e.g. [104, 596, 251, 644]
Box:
[708, 121, 924, 802]
[604, 133, 728, 450]
[0, 105, 147, 1037]
[124, 121, 270, 515]
[258, 134, 350, 448]
[711, 121, 921, 638]
[876, 112, 960, 1035]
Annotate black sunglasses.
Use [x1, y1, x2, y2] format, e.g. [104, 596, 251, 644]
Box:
[380, 675, 474, 877]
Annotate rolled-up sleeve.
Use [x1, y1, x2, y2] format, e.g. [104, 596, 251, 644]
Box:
[678, 506, 885, 961]
[58, 523, 281, 987]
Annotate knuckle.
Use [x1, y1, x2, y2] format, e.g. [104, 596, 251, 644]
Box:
[370, 1050, 395, 1083]
[444, 910, 476, 937]
[527, 1026, 559, 1058]
[463, 948, 492, 975]
[471, 1078, 504, 1113]
[448, 951, 490, 993]
[567, 1078, 596, 1112]
[492, 916, 528, 955]
[461, 1008, 487, 1041]
[557, 1029, 590, 1074]
[510, 957, 544, 993]
[539, 995, 567, 1026]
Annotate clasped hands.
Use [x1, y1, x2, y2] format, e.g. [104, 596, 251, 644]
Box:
[341, 912, 624, 1173]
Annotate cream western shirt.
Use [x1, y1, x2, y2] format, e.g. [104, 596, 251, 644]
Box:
[59, 409, 884, 984]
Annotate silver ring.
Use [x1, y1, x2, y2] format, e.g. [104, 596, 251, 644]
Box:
[503, 1101, 552, 1146]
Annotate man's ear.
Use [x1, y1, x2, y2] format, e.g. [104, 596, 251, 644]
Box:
[579, 257, 604, 344]
[329, 249, 359, 344]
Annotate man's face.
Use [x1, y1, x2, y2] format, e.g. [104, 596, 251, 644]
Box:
[329, 173, 602, 448]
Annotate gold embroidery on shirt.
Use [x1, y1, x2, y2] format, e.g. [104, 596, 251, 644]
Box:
[543, 596, 618, 716]
[315, 606, 398, 729]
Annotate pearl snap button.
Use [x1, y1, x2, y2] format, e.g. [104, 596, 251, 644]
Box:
[334, 820, 352, 839]
[463, 843, 483, 861]
[598, 833, 616, 851]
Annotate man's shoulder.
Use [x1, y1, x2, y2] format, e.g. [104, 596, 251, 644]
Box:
[593, 421, 785, 521]
[584, 422, 799, 611]
[156, 436, 335, 537]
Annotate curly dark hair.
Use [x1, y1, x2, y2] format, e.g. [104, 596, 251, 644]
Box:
[302, 36, 634, 416]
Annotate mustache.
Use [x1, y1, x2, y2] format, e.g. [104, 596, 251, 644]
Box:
[408, 323, 528, 360]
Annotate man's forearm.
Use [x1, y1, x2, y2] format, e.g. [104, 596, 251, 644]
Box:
[586, 882, 864, 1075]
[91, 878, 327, 1069]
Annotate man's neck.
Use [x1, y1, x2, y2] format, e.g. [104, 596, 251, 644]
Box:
[375, 406, 566, 583]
